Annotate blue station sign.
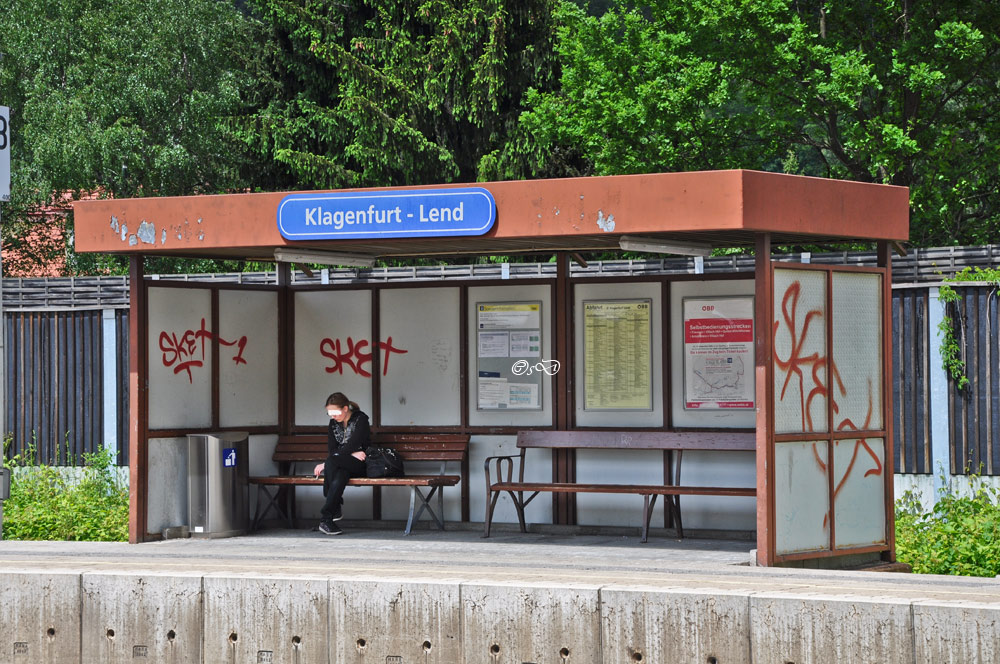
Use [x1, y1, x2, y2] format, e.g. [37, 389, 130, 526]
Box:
[277, 187, 496, 240]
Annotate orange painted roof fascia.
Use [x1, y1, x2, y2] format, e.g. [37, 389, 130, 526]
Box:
[72, 170, 908, 255]
[740, 171, 909, 239]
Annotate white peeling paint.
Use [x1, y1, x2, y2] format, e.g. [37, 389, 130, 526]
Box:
[136, 220, 156, 245]
[120, 225, 127, 242]
[110, 216, 119, 233]
[596, 210, 615, 232]
[128, 234, 137, 246]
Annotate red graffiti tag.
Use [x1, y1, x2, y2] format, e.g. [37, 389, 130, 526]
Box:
[158, 318, 248, 383]
[319, 336, 407, 377]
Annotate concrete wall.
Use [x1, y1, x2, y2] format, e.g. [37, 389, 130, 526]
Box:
[4, 570, 998, 664]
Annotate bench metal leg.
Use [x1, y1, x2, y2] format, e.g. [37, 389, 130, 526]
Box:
[641, 494, 658, 543]
[511, 492, 528, 533]
[484, 489, 533, 537]
[404, 486, 446, 535]
[671, 495, 684, 539]
[251, 485, 293, 531]
[484, 487, 501, 538]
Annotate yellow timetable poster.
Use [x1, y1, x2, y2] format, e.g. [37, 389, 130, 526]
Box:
[583, 299, 652, 410]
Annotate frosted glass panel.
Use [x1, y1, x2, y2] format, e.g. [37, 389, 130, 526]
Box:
[294, 290, 372, 426]
[833, 438, 886, 548]
[775, 440, 830, 555]
[148, 287, 212, 429]
[219, 290, 279, 427]
[832, 273, 883, 431]
[773, 269, 827, 434]
[380, 288, 461, 426]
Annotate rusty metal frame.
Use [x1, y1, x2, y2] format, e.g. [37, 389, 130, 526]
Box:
[128, 256, 148, 543]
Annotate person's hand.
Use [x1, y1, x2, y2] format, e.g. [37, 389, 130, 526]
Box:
[351, 450, 366, 461]
[313, 462, 325, 477]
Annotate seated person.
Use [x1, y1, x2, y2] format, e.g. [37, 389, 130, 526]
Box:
[312, 392, 369, 535]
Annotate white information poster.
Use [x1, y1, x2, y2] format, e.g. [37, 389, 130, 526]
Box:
[683, 296, 755, 409]
[478, 331, 509, 357]
[476, 302, 543, 409]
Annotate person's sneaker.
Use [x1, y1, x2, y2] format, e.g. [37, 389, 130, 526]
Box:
[329, 507, 343, 522]
[318, 521, 342, 536]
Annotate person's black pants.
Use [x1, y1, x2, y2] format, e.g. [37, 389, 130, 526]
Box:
[321, 453, 367, 521]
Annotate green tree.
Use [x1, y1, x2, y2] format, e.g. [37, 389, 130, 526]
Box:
[234, 0, 564, 189]
[520, 0, 1000, 247]
[0, 0, 258, 275]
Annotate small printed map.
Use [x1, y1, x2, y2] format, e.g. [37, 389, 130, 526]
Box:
[691, 355, 746, 397]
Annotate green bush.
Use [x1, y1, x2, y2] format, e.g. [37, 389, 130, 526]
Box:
[895, 478, 1000, 577]
[2, 443, 128, 542]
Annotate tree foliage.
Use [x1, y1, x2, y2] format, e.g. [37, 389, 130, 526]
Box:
[521, 0, 1000, 247]
[234, 0, 563, 188]
[4, 0, 1000, 277]
[0, 0, 257, 274]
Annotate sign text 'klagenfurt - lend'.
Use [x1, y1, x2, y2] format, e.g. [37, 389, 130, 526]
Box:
[276, 187, 496, 240]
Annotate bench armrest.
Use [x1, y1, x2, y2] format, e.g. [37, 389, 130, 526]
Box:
[484, 454, 518, 488]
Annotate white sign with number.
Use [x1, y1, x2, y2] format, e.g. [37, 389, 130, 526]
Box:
[0, 105, 9, 201]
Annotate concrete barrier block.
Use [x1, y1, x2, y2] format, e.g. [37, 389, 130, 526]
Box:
[750, 592, 913, 664]
[0, 569, 81, 664]
[913, 600, 1000, 664]
[331, 575, 461, 663]
[81, 571, 202, 664]
[602, 586, 751, 664]
[463, 581, 601, 664]
[203, 573, 328, 664]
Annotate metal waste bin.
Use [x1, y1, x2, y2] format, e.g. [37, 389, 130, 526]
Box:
[188, 432, 249, 538]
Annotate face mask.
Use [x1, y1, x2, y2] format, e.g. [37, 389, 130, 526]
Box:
[327, 409, 342, 418]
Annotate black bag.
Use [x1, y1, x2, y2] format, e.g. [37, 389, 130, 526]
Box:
[365, 446, 405, 478]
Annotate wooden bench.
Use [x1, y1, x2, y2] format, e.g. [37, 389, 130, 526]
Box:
[249, 432, 470, 535]
[484, 430, 756, 542]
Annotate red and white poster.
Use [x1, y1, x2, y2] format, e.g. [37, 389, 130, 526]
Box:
[683, 297, 755, 409]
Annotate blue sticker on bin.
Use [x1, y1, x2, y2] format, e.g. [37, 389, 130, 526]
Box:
[223, 448, 237, 468]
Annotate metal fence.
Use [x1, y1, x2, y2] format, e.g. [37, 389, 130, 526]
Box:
[892, 288, 932, 474]
[3, 310, 129, 466]
[4, 244, 1000, 311]
[947, 285, 1000, 475]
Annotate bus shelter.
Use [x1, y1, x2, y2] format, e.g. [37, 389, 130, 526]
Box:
[73, 170, 909, 567]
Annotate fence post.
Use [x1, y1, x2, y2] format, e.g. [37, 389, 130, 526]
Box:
[102, 309, 118, 451]
[927, 287, 952, 497]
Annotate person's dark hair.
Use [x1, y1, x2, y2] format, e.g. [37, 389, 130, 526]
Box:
[326, 392, 359, 413]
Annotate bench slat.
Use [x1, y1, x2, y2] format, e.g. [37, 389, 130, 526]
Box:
[490, 482, 755, 496]
[250, 475, 461, 487]
[516, 430, 755, 451]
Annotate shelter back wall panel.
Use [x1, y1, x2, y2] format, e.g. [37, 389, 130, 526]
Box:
[219, 289, 279, 427]
[467, 284, 553, 428]
[294, 290, 373, 426]
[573, 281, 663, 428]
[147, 287, 212, 430]
[379, 287, 461, 426]
[670, 279, 756, 429]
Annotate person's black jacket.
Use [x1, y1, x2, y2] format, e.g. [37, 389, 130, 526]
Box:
[327, 410, 371, 458]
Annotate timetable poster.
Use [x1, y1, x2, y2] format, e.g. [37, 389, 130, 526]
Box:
[583, 299, 652, 410]
[682, 296, 755, 410]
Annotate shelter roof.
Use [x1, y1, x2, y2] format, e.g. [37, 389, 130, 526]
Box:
[72, 170, 909, 259]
